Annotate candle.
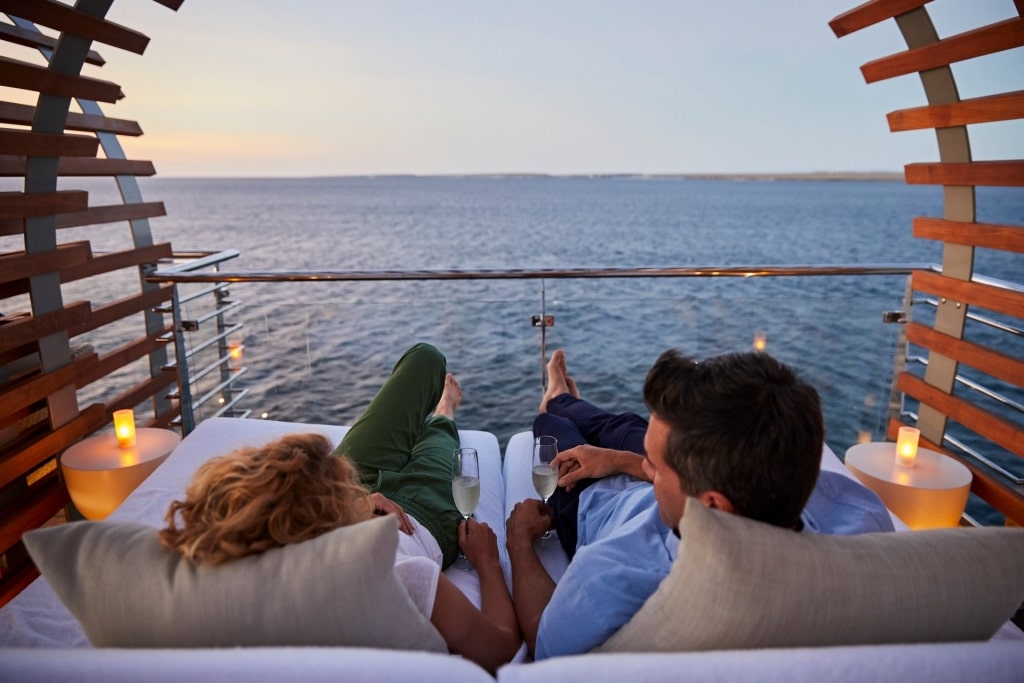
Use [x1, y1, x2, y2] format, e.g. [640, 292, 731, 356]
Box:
[228, 341, 243, 361]
[753, 331, 767, 352]
[113, 409, 136, 449]
[895, 426, 919, 468]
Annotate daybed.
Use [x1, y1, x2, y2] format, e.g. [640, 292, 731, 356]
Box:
[1, 417, 1022, 682]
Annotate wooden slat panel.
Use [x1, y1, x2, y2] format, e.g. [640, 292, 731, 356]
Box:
[0, 101, 142, 136]
[913, 217, 1024, 253]
[1, 0, 149, 54]
[898, 372, 1024, 457]
[0, 241, 91, 284]
[861, 17, 1024, 83]
[147, 404, 181, 429]
[152, 0, 185, 9]
[68, 285, 172, 337]
[886, 418, 1024, 525]
[0, 155, 155, 177]
[0, 403, 105, 489]
[0, 21, 105, 66]
[0, 55, 122, 102]
[78, 333, 168, 390]
[0, 351, 98, 417]
[906, 322, 1024, 389]
[912, 270, 1024, 319]
[0, 200, 166, 237]
[904, 160, 1024, 187]
[107, 371, 176, 416]
[0, 477, 67, 556]
[0, 189, 87, 220]
[0, 559, 40, 610]
[0, 129, 99, 157]
[830, 0, 932, 38]
[0, 243, 172, 299]
[0, 301, 91, 355]
[888, 91, 1024, 131]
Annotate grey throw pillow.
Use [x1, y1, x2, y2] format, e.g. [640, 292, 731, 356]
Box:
[600, 497, 1024, 652]
[23, 514, 447, 651]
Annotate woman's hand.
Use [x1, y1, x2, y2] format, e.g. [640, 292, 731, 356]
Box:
[368, 492, 413, 534]
[459, 518, 500, 569]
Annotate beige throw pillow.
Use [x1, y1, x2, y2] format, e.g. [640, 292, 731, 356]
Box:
[600, 497, 1024, 652]
[23, 514, 447, 651]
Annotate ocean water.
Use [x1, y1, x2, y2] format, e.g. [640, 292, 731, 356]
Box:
[7, 176, 1021, 521]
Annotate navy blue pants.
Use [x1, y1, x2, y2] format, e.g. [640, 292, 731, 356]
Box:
[532, 394, 648, 558]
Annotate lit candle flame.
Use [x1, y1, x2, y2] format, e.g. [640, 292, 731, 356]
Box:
[895, 426, 919, 468]
[229, 342, 243, 361]
[753, 331, 767, 352]
[113, 409, 136, 449]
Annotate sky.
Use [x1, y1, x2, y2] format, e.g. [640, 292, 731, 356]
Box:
[74, 0, 1024, 177]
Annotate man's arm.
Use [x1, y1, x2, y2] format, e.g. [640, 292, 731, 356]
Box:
[505, 499, 557, 655]
[552, 444, 650, 492]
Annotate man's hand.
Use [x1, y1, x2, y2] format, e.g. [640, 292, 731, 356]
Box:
[552, 444, 642, 491]
[459, 518, 500, 569]
[506, 499, 553, 549]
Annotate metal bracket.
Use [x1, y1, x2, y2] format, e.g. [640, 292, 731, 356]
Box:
[882, 311, 906, 324]
[532, 315, 555, 328]
[181, 320, 200, 332]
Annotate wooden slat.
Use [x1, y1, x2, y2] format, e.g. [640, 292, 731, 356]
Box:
[888, 91, 1024, 131]
[898, 372, 1024, 458]
[0, 477, 67, 556]
[0, 241, 91, 285]
[830, 0, 932, 38]
[0, 243, 172, 299]
[0, 155, 155, 177]
[151, 0, 185, 10]
[0, 403, 106, 490]
[107, 371, 176, 417]
[0, 0, 149, 54]
[0, 101, 142, 136]
[0, 129, 99, 157]
[904, 160, 1024, 188]
[68, 285, 172, 337]
[147, 404, 181, 429]
[0, 351, 99, 417]
[78, 333, 169, 390]
[0, 301, 91, 355]
[0, 200, 166, 237]
[911, 270, 1024, 319]
[0, 20, 105, 66]
[0, 189, 87, 220]
[906, 322, 1024, 389]
[913, 217, 1024, 253]
[886, 418, 1024, 525]
[0, 55, 122, 103]
[861, 17, 1024, 83]
[0, 558, 40, 610]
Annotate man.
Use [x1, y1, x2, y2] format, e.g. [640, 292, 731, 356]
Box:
[506, 347, 890, 658]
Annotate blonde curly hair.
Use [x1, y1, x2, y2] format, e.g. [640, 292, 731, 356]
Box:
[159, 433, 371, 565]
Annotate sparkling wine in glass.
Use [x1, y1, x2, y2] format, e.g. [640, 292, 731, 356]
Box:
[452, 447, 480, 567]
[532, 435, 558, 541]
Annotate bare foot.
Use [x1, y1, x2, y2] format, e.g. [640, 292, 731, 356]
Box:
[539, 350, 574, 412]
[434, 373, 462, 419]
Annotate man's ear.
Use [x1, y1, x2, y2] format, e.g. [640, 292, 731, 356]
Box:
[696, 490, 735, 514]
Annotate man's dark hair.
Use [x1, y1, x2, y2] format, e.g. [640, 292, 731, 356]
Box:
[643, 349, 823, 529]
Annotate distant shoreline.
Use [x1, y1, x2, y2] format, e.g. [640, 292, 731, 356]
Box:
[149, 171, 905, 182]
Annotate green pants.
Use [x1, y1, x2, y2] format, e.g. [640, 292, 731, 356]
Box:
[335, 343, 464, 568]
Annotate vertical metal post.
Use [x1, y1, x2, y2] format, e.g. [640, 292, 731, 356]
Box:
[540, 278, 547, 389]
[171, 286, 196, 435]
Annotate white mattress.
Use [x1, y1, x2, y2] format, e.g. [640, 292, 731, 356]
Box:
[0, 417, 507, 647]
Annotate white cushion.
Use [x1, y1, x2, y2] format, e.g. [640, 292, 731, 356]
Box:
[599, 497, 1024, 652]
[23, 514, 447, 651]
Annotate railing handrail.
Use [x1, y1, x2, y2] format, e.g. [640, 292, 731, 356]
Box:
[149, 261, 937, 284]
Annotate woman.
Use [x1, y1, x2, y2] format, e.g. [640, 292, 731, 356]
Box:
[160, 343, 520, 672]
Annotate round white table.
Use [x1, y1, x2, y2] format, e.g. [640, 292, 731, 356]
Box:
[60, 427, 181, 520]
[845, 441, 972, 529]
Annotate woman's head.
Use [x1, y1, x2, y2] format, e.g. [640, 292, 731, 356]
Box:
[160, 433, 370, 564]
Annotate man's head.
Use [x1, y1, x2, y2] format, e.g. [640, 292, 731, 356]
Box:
[642, 349, 823, 530]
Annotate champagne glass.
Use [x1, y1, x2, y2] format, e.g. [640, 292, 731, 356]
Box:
[532, 435, 558, 541]
[452, 447, 480, 568]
